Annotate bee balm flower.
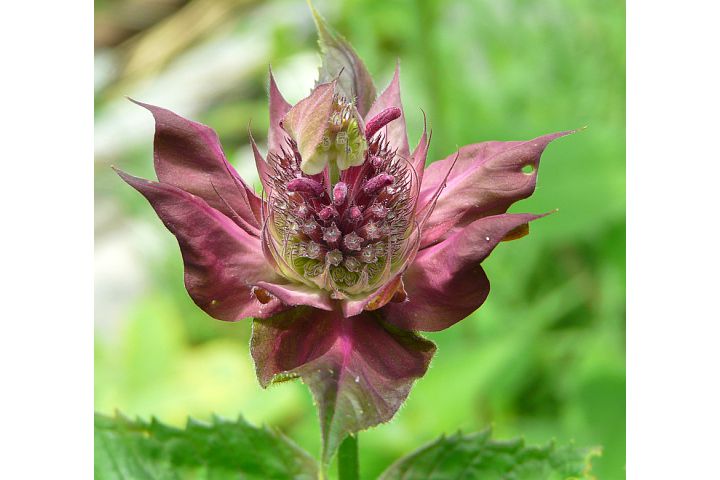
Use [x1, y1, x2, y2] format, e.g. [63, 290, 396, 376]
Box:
[115, 7, 573, 463]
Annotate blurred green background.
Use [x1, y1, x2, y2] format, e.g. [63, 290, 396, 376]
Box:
[94, 0, 625, 478]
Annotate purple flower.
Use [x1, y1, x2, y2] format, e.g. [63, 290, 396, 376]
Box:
[115, 8, 573, 462]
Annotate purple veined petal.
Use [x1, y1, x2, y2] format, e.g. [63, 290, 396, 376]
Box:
[417, 131, 574, 248]
[281, 81, 337, 175]
[115, 168, 292, 320]
[130, 99, 263, 236]
[251, 308, 435, 464]
[414, 149, 460, 232]
[268, 68, 292, 155]
[420, 140, 531, 199]
[380, 212, 547, 332]
[365, 63, 410, 161]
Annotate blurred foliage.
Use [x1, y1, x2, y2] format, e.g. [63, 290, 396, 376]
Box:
[94, 0, 625, 478]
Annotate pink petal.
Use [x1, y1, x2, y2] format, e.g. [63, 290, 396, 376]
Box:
[131, 99, 262, 236]
[267, 68, 292, 155]
[251, 308, 435, 463]
[418, 131, 573, 248]
[380, 213, 545, 332]
[116, 168, 291, 320]
[249, 131, 273, 195]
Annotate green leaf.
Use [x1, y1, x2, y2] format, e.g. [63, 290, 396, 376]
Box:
[94, 412, 319, 480]
[282, 80, 337, 174]
[309, 1, 377, 116]
[379, 429, 600, 480]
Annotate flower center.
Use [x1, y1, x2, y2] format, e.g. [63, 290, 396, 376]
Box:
[264, 116, 418, 299]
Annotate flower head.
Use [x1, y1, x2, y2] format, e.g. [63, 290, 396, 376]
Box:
[264, 89, 419, 304]
[115, 5, 573, 464]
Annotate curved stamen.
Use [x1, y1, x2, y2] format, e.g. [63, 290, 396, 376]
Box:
[287, 177, 324, 197]
[365, 106, 402, 140]
[362, 173, 394, 196]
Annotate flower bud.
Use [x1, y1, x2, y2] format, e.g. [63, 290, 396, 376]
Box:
[333, 182, 348, 206]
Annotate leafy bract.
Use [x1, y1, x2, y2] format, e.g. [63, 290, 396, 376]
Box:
[94, 412, 318, 480]
[251, 309, 435, 466]
[310, 2, 377, 116]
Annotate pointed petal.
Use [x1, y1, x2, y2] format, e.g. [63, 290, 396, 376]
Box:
[311, 4, 377, 116]
[366, 64, 410, 160]
[418, 131, 573, 248]
[282, 82, 336, 175]
[380, 213, 545, 332]
[410, 112, 430, 186]
[268, 68, 292, 155]
[130, 99, 262, 235]
[116, 169, 290, 320]
[249, 131, 273, 194]
[251, 308, 435, 464]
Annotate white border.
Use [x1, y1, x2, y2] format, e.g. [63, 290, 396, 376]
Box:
[1, 0, 93, 477]
[627, 0, 720, 478]
[2, 0, 720, 477]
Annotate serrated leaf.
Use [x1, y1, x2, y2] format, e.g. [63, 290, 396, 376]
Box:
[379, 429, 600, 480]
[310, 2, 377, 116]
[94, 412, 319, 480]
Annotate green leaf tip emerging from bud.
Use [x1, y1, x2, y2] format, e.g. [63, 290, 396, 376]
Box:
[309, 0, 377, 117]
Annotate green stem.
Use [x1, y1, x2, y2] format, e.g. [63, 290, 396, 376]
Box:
[329, 159, 340, 185]
[337, 434, 359, 480]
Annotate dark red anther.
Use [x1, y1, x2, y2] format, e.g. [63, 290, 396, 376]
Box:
[362, 173, 394, 196]
[287, 177, 324, 197]
[333, 182, 348, 206]
[318, 205, 338, 221]
[365, 106, 402, 140]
